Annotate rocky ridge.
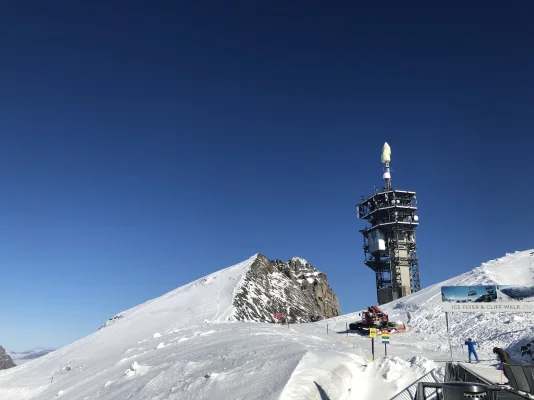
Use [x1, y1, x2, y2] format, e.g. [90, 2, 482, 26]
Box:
[232, 254, 340, 323]
[0, 345, 16, 370]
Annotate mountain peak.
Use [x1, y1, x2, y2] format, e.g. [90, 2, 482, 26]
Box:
[291, 256, 309, 265]
[0, 345, 16, 370]
[232, 255, 339, 322]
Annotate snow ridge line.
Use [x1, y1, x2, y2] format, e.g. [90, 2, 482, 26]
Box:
[225, 254, 259, 321]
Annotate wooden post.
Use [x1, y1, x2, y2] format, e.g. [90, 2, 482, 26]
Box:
[372, 337, 375, 361]
[384, 343, 387, 357]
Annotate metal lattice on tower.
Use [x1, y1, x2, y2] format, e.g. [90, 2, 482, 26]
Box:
[356, 142, 421, 305]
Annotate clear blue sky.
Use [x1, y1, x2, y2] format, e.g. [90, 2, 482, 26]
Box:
[1, 1, 533, 351]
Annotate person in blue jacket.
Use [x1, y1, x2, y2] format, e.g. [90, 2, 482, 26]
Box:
[465, 338, 479, 363]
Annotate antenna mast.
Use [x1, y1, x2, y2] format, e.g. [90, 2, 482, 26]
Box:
[381, 142, 392, 190]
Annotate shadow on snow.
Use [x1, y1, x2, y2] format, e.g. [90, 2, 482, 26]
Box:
[314, 381, 330, 400]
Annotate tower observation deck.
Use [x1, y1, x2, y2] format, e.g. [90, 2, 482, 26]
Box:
[356, 143, 420, 305]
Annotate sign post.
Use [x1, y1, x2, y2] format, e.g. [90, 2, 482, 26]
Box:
[369, 328, 377, 361]
[445, 312, 453, 362]
[382, 331, 390, 357]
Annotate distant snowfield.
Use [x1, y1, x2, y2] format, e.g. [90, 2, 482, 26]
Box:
[9, 348, 56, 366]
[1, 250, 533, 400]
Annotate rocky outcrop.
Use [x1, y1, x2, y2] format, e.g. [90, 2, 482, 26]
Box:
[0, 346, 16, 370]
[98, 314, 125, 330]
[233, 254, 340, 323]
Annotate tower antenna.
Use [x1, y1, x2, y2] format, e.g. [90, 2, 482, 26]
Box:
[381, 142, 391, 190]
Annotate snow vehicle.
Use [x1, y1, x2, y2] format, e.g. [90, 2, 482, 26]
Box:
[382, 320, 408, 333]
[348, 306, 407, 333]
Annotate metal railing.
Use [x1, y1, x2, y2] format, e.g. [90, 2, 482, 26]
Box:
[503, 363, 534, 397]
[445, 362, 531, 400]
[444, 362, 489, 385]
[390, 369, 442, 400]
[390, 362, 534, 400]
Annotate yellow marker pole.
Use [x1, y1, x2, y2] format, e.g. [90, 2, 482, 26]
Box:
[369, 328, 377, 361]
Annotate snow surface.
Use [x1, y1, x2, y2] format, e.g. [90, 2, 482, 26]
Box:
[378, 250, 534, 364]
[2, 250, 533, 399]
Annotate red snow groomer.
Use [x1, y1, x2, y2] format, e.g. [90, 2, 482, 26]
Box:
[348, 306, 407, 334]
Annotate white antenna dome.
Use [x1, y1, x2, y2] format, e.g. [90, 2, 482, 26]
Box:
[381, 142, 391, 164]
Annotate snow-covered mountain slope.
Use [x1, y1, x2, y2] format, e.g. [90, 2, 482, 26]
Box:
[379, 249, 534, 363]
[0, 254, 442, 400]
[97, 255, 256, 333]
[98, 253, 339, 331]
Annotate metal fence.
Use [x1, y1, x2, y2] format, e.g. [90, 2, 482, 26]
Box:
[391, 362, 533, 400]
[390, 369, 442, 400]
[446, 362, 531, 400]
[502, 363, 534, 396]
[444, 362, 489, 385]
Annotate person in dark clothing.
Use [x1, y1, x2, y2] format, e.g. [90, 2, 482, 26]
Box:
[465, 338, 479, 363]
[493, 347, 512, 365]
[493, 347, 512, 381]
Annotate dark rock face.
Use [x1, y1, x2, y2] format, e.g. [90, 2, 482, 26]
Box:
[500, 286, 534, 300]
[0, 346, 16, 370]
[233, 254, 340, 323]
